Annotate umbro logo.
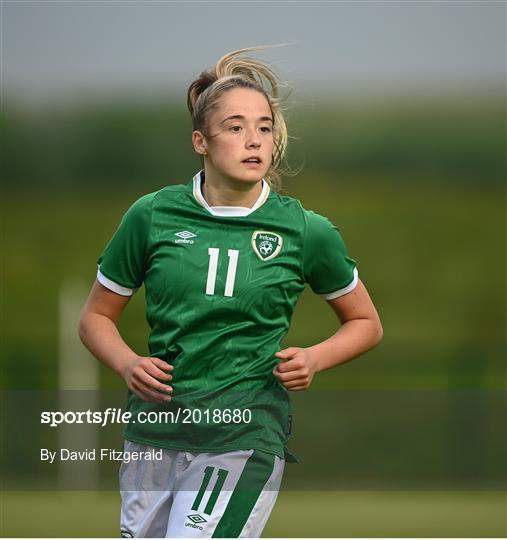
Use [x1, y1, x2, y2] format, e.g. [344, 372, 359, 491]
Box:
[185, 513, 206, 531]
[187, 514, 207, 524]
[175, 231, 196, 244]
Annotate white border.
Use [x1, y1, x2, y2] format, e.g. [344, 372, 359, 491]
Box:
[192, 170, 270, 217]
[319, 267, 359, 300]
[97, 267, 136, 297]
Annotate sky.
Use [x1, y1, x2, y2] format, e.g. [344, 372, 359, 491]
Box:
[2, 1, 505, 105]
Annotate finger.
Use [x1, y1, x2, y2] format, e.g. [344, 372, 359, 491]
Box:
[144, 361, 172, 381]
[275, 347, 301, 359]
[287, 385, 307, 392]
[274, 358, 304, 373]
[279, 378, 309, 390]
[132, 381, 171, 403]
[273, 369, 305, 383]
[133, 388, 162, 403]
[130, 384, 160, 403]
[284, 378, 308, 388]
[277, 347, 301, 355]
[137, 391, 168, 403]
[135, 370, 173, 394]
[151, 358, 173, 372]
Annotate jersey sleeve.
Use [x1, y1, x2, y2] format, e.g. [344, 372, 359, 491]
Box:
[96, 193, 154, 296]
[303, 209, 358, 299]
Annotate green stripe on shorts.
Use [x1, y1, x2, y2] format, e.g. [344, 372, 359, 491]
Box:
[212, 450, 276, 538]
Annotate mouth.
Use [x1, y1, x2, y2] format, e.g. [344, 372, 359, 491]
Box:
[242, 157, 262, 167]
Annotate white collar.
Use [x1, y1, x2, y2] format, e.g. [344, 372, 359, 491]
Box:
[192, 170, 270, 217]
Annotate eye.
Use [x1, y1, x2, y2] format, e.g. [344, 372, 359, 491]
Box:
[260, 126, 272, 133]
[229, 125, 242, 132]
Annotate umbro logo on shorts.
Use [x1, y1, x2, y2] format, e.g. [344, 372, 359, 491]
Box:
[185, 513, 207, 531]
[187, 514, 207, 524]
[175, 231, 197, 244]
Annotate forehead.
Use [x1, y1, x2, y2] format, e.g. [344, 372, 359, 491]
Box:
[213, 87, 272, 119]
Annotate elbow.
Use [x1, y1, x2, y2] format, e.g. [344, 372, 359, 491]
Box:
[77, 310, 90, 345]
[373, 317, 383, 346]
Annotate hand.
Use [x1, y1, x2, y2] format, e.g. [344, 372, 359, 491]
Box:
[272, 347, 319, 391]
[122, 356, 173, 403]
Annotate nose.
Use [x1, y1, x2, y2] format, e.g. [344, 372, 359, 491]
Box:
[245, 127, 261, 149]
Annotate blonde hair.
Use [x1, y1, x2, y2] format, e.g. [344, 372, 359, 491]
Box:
[187, 46, 292, 191]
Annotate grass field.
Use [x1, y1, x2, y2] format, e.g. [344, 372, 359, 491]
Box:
[2, 179, 504, 391]
[2, 181, 504, 537]
[1, 490, 505, 537]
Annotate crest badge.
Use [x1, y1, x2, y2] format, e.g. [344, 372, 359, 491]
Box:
[251, 230, 283, 261]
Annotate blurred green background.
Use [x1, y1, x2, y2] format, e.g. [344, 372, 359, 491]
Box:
[2, 95, 505, 538]
[1, 1, 505, 537]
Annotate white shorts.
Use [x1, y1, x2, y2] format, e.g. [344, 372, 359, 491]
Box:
[119, 440, 285, 538]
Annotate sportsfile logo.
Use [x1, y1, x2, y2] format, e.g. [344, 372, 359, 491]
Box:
[175, 231, 197, 244]
[185, 514, 207, 531]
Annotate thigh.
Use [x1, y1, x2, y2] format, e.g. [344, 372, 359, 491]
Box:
[165, 449, 284, 538]
[119, 440, 179, 538]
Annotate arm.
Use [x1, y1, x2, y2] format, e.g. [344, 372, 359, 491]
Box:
[273, 279, 382, 391]
[78, 280, 173, 403]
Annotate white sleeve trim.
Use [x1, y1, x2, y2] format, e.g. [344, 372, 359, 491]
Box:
[96, 267, 137, 297]
[319, 267, 359, 300]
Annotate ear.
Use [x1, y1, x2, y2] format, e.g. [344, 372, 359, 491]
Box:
[192, 130, 208, 156]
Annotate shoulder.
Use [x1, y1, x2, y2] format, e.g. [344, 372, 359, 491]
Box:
[302, 208, 338, 237]
[112, 184, 189, 236]
[135, 183, 189, 206]
[267, 190, 306, 221]
[125, 183, 189, 215]
[269, 191, 337, 233]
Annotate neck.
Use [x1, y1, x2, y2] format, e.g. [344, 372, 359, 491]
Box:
[201, 169, 263, 208]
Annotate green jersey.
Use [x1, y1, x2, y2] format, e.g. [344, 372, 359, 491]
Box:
[98, 170, 358, 460]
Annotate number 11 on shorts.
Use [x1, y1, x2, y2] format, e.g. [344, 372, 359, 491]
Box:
[192, 466, 229, 515]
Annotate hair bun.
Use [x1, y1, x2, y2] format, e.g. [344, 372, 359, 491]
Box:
[187, 70, 216, 116]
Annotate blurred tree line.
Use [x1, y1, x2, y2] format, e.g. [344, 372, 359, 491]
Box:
[1, 97, 504, 195]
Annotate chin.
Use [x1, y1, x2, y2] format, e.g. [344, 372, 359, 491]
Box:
[218, 164, 268, 185]
[231, 170, 265, 184]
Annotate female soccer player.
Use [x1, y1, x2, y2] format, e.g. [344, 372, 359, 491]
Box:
[79, 46, 383, 538]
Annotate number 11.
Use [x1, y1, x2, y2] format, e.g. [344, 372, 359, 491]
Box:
[206, 248, 239, 297]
